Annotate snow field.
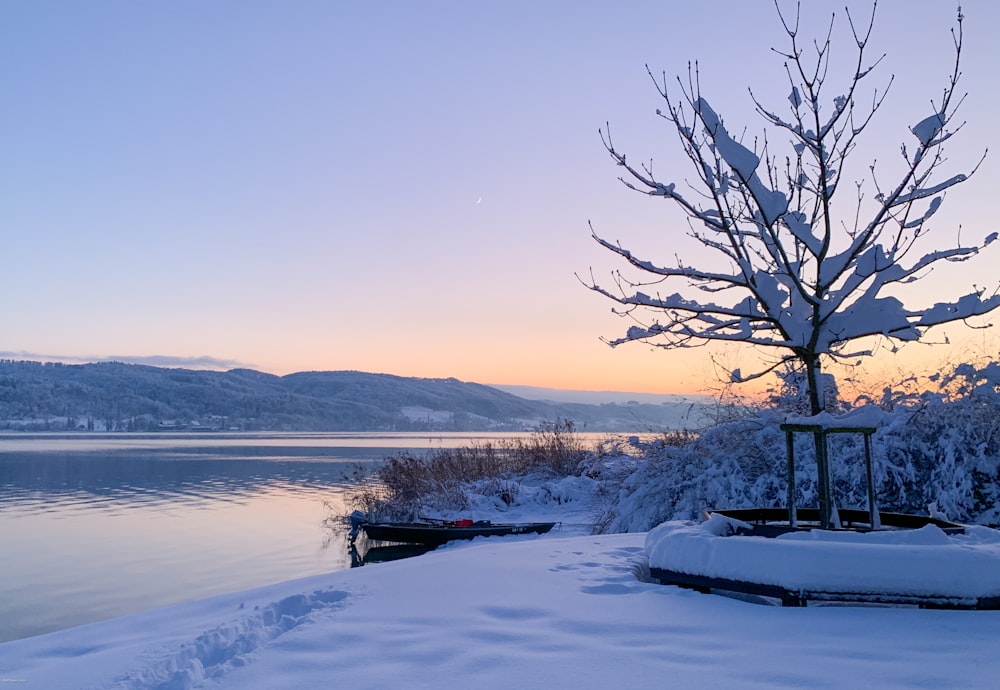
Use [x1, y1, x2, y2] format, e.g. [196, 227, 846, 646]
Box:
[4, 530, 1000, 689]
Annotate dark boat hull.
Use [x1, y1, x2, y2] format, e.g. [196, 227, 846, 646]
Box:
[361, 521, 556, 546]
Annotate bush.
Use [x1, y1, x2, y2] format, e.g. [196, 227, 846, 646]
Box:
[592, 360, 1000, 532]
[352, 419, 587, 521]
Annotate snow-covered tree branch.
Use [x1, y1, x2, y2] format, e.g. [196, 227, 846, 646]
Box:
[585, 2, 998, 417]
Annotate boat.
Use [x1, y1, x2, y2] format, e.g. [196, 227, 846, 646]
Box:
[360, 520, 557, 546]
[349, 512, 557, 546]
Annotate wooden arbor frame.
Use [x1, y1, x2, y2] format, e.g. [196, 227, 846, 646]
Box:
[780, 422, 878, 530]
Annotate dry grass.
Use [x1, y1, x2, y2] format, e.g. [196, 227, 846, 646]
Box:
[351, 420, 586, 521]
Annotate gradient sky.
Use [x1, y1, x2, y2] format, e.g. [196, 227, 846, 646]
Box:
[2, 1, 998, 394]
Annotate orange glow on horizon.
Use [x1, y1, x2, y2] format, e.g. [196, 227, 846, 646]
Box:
[242, 326, 999, 399]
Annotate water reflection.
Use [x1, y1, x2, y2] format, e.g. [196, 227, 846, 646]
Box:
[0, 452, 369, 515]
[0, 434, 421, 643]
[349, 542, 436, 567]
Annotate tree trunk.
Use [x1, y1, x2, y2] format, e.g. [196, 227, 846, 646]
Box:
[805, 356, 823, 417]
[805, 356, 836, 528]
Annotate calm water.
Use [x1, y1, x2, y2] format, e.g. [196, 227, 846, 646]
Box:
[0, 431, 548, 643]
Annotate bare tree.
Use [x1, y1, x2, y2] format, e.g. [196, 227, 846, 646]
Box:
[586, 2, 998, 420]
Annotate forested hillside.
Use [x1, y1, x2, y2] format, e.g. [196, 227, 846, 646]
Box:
[0, 361, 694, 432]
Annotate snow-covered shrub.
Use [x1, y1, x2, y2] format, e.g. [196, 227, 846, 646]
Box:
[592, 361, 1000, 532]
[872, 365, 1000, 523]
[594, 410, 801, 532]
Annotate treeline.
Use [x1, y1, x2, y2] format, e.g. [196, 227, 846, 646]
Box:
[0, 361, 694, 432]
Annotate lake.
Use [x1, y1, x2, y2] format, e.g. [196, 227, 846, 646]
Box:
[0, 431, 585, 643]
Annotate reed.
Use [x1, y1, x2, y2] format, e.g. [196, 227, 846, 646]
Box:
[352, 419, 585, 520]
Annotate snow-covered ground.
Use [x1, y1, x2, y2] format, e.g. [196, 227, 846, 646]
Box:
[3, 476, 1000, 689]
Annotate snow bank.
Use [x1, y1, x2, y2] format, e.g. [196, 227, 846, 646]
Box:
[646, 520, 1000, 599]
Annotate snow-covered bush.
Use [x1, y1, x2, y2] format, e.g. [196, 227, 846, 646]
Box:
[594, 411, 794, 532]
[593, 361, 1000, 532]
[874, 365, 1000, 522]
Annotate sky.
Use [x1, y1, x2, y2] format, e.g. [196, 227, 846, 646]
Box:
[2, 1, 998, 394]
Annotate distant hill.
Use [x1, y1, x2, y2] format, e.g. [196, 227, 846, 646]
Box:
[0, 360, 704, 432]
